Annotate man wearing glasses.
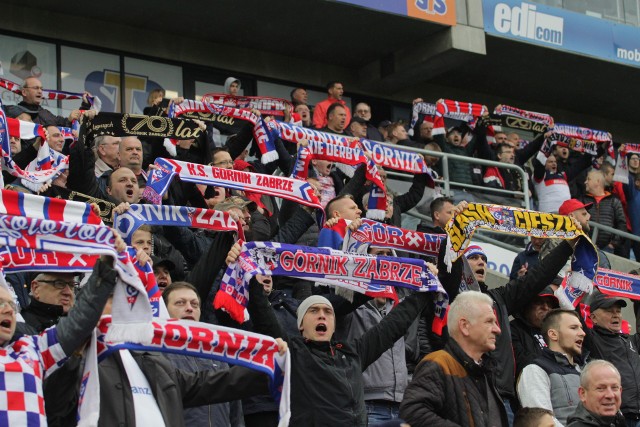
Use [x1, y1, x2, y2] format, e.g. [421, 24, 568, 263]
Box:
[18, 76, 90, 127]
[20, 273, 79, 334]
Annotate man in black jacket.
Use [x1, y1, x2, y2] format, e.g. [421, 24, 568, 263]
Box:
[229, 243, 439, 427]
[20, 273, 79, 334]
[400, 290, 507, 427]
[18, 76, 90, 126]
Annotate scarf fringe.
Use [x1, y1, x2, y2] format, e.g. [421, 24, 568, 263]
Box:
[365, 209, 385, 221]
[105, 322, 154, 344]
[567, 272, 594, 293]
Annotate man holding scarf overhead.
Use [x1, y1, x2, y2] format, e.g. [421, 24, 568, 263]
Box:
[443, 203, 582, 425]
[226, 243, 440, 427]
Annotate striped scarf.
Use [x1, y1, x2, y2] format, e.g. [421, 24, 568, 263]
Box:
[0, 76, 101, 111]
[557, 269, 640, 309]
[20, 138, 69, 193]
[142, 158, 322, 211]
[113, 203, 242, 243]
[78, 316, 291, 427]
[292, 141, 387, 219]
[0, 102, 65, 186]
[200, 93, 293, 118]
[215, 241, 446, 323]
[432, 99, 488, 136]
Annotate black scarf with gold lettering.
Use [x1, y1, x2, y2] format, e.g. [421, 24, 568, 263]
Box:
[84, 113, 204, 140]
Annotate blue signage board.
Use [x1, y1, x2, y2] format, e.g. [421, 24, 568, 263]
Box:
[483, 0, 640, 68]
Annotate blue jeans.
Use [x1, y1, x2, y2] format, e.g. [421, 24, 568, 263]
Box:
[503, 398, 514, 427]
[366, 400, 400, 425]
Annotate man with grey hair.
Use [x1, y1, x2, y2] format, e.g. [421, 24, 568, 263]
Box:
[19, 273, 80, 334]
[567, 360, 625, 426]
[400, 291, 507, 426]
[94, 135, 121, 177]
[119, 136, 146, 187]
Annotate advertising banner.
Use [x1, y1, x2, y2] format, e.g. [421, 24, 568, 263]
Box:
[483, 0, 640, 68]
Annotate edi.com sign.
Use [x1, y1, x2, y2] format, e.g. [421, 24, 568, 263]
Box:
[483, 0, 640, 68]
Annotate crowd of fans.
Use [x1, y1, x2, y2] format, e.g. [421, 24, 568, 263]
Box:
[1, 74, 640, 427]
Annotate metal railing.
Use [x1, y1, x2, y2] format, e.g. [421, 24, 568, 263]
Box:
[589, 221, 640, 245]
[379, 140, 531, 210]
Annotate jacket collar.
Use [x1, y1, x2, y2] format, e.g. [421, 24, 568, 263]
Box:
[25, 298, 65, 318]
[446, 338, 494, 376]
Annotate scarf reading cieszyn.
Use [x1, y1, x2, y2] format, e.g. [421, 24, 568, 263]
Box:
[142, 157, 323, 211]
[444, 203, 599, 293]
[215, 241, 446, 323]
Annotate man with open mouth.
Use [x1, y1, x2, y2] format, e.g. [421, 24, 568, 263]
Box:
[242, 250, 440, 426]
[517, 309, 585, 426]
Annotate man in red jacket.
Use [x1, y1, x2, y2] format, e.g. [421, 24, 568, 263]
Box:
[312, 81, 351, 129]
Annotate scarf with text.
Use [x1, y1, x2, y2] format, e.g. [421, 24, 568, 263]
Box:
[0, 76, 102, 111]
[77, 316, 291, 427]
[343, 218, 446, 257]
[556, 269, 640, 310]
[169, 100, 277, 162]
[548, 133, 599, 156]
[215, 241, 445, 323]
[487, 104, 553, 143]
[444, 203, 598, 292]
[201, 93, 293, 118]
[614, 144, 640, 184]
[552, 123, 612, 143]
[432, 99, 488, 136]
[84, 112, 204, 142]
[113, 203, 242, 243]
[0, 212, 154, 342]
[292, 141, 387, 219]
[0, 101, 67, 186]
[142, 157, 323, 212]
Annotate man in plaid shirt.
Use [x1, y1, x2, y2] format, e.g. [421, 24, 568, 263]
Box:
[0, 237, 123, 426]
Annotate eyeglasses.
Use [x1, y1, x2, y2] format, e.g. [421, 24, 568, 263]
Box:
[36, 279, 80, 289]
[23, 86, 44, 91]
[212, 160, 234, 167]
[0, 299, 17, 312]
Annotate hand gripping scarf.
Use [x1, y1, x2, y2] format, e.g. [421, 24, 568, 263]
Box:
[291, 141, 387, 219]
[432, 99, 488, 136]
[444, 203, 598, 293]
[113, 203, 242, 243]
[201, 93, 294, 119]
[0, 76, 102, 111]
[614, 144, 640, 184]
[76, 316, 291, 427]
[142, 158, 322, 212]
[409, 101, 477, 136]
[216, 241, 446, 323]
[0, 212, 154, 342]
[0, 102, 66, 186]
